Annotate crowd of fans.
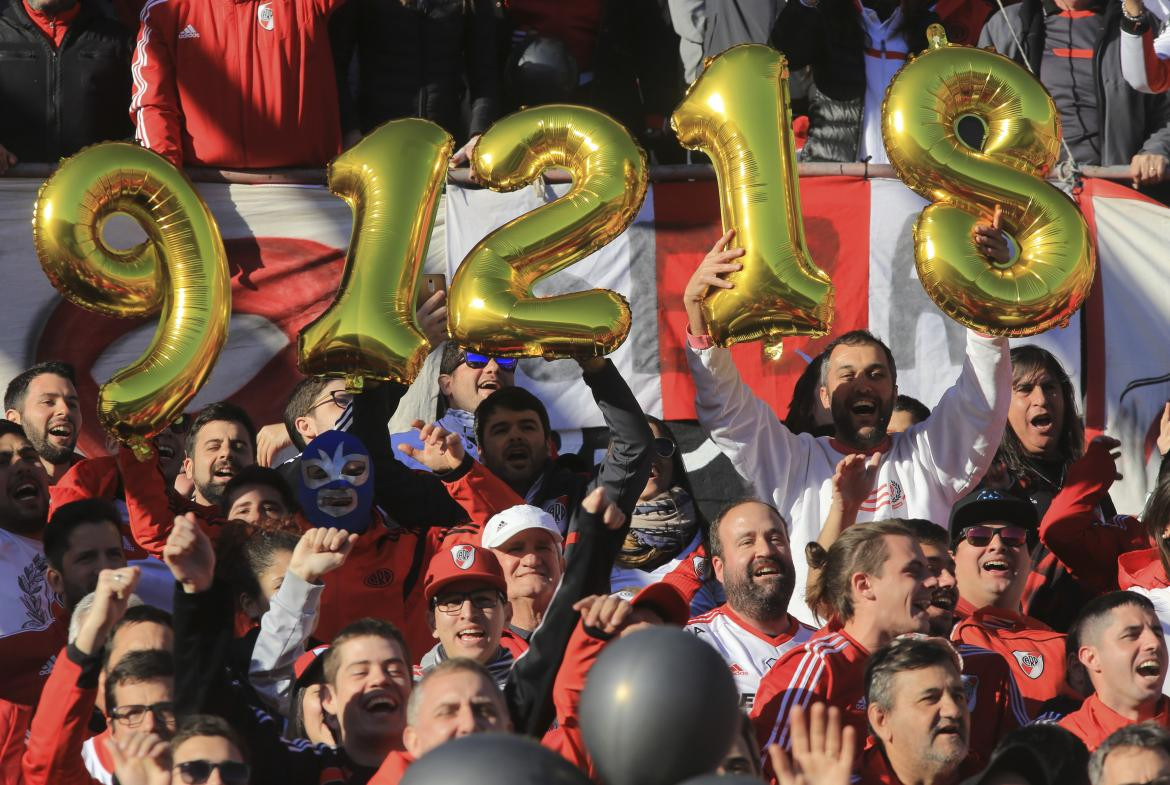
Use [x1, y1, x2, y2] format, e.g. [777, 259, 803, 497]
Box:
[1, 230, 1170, 784]
[3, 0, 1170, 784]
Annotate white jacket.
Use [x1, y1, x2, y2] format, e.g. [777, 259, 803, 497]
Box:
[686, 331, 1011, 625]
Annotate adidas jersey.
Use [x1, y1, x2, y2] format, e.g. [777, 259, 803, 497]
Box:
[686, 606, 815, 710]
[750, 625, 870, 751]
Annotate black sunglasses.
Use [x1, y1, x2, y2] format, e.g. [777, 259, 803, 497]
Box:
[653, 437, 676, 459]
[959, 525, 1028, 548]
[464, 352, 518, 372]
[175, 760, 251, 785]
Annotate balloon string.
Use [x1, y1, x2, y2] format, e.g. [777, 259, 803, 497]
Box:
[992, 0, 1083, 192]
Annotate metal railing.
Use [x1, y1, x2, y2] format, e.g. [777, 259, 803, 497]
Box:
[6, 162, 1134, 186]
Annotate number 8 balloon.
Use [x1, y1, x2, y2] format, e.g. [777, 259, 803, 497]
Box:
[33, 142, 231, 460]
[882, 25, 1095, 336]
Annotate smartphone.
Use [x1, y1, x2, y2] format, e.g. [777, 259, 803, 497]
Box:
[417, 274, 447, 309]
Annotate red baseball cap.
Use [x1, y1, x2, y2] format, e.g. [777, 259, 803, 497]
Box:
[423, 544, 508, 604]
[614, 582, 691, 627]
[293, 644, 330, 688]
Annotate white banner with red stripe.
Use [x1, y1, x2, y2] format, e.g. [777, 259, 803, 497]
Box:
[0, 176, 1164, 513]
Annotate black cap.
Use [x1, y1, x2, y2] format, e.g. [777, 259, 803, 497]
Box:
[948, 488, 1040, 550]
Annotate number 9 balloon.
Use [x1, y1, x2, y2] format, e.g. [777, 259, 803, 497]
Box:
[882, 25, 1095, 336]
[32, 142, 231, 459]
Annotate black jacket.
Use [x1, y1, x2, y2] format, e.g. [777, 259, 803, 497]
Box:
[329, 0, 500, 141]
[0, 0, 131, 162]
[773, 0, 935, 163]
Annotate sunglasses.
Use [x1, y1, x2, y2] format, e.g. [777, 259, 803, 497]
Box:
[959, 525, 1028, 548]
[175, 760, 251, 785]
[169, 413, 192, 434]
[653, 437, 676, 459]
[464, 352, 518, 372]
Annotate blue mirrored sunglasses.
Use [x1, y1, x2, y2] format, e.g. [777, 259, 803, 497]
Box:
[464, 352, 518, 372]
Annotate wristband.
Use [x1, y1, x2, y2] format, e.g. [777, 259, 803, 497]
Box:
[686, 329, 714, 350]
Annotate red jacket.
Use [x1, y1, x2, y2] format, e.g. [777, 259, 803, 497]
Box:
[951, 605, 1067, 720]
[954, 643, 1028, 761]
[1060, 694, 1170, 751]
[1120, 548, 1170, 592]
[1038, 440, 1149, 595]
[750, 624, 870, 753]
[22, 645, 103, 785]
[130, 0, 343, 168]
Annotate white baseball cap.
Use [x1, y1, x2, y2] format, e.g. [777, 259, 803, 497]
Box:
[482, 504, 564, 550]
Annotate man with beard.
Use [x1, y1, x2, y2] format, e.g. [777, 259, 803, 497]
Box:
[683, 232, 1010, 624]
[1060, 592, 1170, 750]
[119, 402, 257, 557]
[5, 361, 83, 485]
[857, 636, 979, 785]
[402, 356, 652, 540]
[685, 499, 814, 710]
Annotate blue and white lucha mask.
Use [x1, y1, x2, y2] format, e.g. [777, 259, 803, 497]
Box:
[298, 430, 373, 533]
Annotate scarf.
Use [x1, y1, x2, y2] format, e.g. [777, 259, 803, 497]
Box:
[617, 488, 700, 571]
[419, 643, 515, 689]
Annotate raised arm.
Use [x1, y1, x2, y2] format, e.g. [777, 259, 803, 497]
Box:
[683, 231, 811, 505]
[906, 331, 1011, 501]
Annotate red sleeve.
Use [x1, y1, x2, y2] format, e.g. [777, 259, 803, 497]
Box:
[749, 646, 831, 752]
[1142, 29, 1170, 93]
[129, 0, 184, 166]
[21, 647, 99, 785]
[443, 462, 526, 531]
[117, 449, 178, 558]
[541, 622, 603, 777]
[1040, 441, 1148, 594]
[661, 545, 706, 606]
[49, 457, 120, 519]
[0, 700, 34, 785]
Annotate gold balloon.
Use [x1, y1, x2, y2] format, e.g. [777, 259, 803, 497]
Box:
[447, 104, 646, 358]
[882, 25, 1095, 336]
[671, 44, 833, 348]
[299, 119, 453, 387]
[32, 142, 230, 460]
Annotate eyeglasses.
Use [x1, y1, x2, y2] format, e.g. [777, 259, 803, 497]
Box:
[433, 589, 504, 615]
[958, 525, 1028, 548]
[310, 389, 354, 412]
[175, 760, 251, 785]
[653, 437, 676, 459]
[109, 701, 176, 728]
[464, 352, 518, 372]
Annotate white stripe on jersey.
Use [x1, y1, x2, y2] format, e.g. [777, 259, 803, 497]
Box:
[766, 634, 850, 750]
[685, 607, 814, 710]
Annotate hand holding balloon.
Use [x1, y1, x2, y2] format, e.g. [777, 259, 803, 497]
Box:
[683, 230, 745, 338]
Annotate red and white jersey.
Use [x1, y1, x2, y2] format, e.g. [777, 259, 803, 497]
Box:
[951, 605, 1067, 720]
[0, 528, 65, 705]
[686, 606, 815, 710]
[750, 625, 870, 751]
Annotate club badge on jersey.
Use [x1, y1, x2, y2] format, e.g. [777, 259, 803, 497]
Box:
[298, 430, 373, 533]
[257, 2, 274, 30]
